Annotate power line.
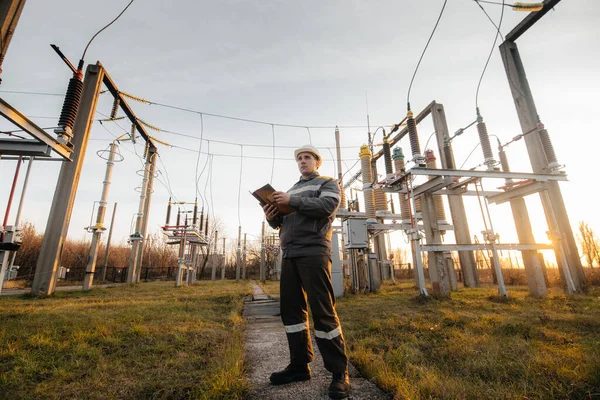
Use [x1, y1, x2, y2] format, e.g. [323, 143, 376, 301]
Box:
[81, 0, 137, 63]
[156, 127, 360, 149]
[475, 0, 505, 109]
[194, 113, 205, 207]
[474, 2, 527, 100]
[166, 142, 360, 162]
[407, 0, 449, 108]
[0, 90, 388, 129]
[147, 100, 383, 129]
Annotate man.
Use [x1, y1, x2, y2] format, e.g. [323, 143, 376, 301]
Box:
[263, 144, 350, 399]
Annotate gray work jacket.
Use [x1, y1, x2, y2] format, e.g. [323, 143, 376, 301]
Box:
[268, 172, 340, 258]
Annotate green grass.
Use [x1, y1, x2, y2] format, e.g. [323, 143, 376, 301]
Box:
[337, 281, 600, 400]
[0, 281, 252, 400]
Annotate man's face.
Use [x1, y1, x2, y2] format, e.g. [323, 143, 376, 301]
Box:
[296, 152, 318, 177]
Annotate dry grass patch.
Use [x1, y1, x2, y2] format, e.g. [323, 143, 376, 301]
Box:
[336, 281, 600, 400]
[0, 281, 251, 400]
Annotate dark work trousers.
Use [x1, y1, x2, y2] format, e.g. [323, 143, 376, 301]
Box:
[280, 254, 348, 374]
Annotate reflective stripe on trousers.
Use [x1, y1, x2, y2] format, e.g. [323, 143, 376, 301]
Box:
[280, 255, 348, 373]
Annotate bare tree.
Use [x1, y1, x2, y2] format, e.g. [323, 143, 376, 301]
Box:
[578, 221, 599, 269]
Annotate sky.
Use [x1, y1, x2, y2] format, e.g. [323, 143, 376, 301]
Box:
[1, 0, 599, 258]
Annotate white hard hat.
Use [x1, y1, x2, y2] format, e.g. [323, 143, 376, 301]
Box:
[294, 144, 322, 168]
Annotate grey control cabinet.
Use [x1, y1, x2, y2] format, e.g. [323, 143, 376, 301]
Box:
[342, 218, 368, 249]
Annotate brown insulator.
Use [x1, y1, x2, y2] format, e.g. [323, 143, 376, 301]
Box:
[176, 209, 181, 227]
[339, 185, 347, 210]
[498, 147, 510, 173]
[193, 200, 198, 225]
[372, 159, 388, 212]
[110, 97, 120, 119]
[199, 208, 204, 232]
[360, 145, 376, 219]
[537, 122, 558, 164]
[55, 75, 84, 138]
[415, 197, 422, 213]
[166, 198, 172, 225]
[204, 215, 209, 236]
[374, 186, 388, 212]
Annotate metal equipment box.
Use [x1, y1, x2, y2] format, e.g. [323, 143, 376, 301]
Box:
[343, 218, 368, 249]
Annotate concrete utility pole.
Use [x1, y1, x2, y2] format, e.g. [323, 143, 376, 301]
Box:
[431, 103, 479, 287]
[220, 237, 226, 279]
[421, 193, 450, 296]
[211, 230, 218, 280]
[32, 64, 104, 296]
[100, 202, 117, 282]
[242, 233, 247, 279]
[83, 143, 118, 290]
[500, 37, 584, 291]
[235, 226, 241, 280]
[128, 144, 157, 284]
[175, 226, 187, 287]
[0, 0, 26, 80]
[135, 147, 157, 283]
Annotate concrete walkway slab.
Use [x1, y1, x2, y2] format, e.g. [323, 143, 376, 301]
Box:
[244, 281, 390, 399]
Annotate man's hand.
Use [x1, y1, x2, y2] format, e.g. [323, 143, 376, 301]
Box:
[272, 191, 291, 205]
[263, 203, 279, 221]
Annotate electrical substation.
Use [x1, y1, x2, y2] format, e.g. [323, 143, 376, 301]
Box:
[0, 0, 589, 300]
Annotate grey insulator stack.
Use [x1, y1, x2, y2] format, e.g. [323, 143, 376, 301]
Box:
[498, 143, 513, 184]
[392, 147, 411, 222]
[382, 138, 394, 175]
[425, 149, 447, 228]
[476, 109, 497, 171]
[407, 109, 425, 166]
[537, 121, 560, 172]
[360, 145, 376, 220]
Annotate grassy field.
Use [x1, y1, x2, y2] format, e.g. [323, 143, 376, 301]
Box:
[0, 281, 251, 400]
[337, 282, 600, 399]
[3, 279, 599, 399]
[260, 279, 600, 399]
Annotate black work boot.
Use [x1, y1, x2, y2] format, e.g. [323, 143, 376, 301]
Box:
[328, 371, 350, 399]
[269, 363, 311, 385]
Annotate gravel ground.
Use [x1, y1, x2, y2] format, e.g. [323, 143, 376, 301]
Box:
[244, 281, 391, 399]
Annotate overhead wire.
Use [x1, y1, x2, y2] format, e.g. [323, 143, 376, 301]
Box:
[147, 99, 385, 129]
[0, 90, 390, 130]
[81, 0, 137, 62]
[474, 1, 527, 100]
[406, 0, 449, 108]
[475, 0, 506, 109]
[194, 113, 205, 207]
[459, 142, 482, 170]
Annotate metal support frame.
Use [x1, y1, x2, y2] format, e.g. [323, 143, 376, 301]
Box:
[0, 98, 72, 159]
[0, 0, 27, 78]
